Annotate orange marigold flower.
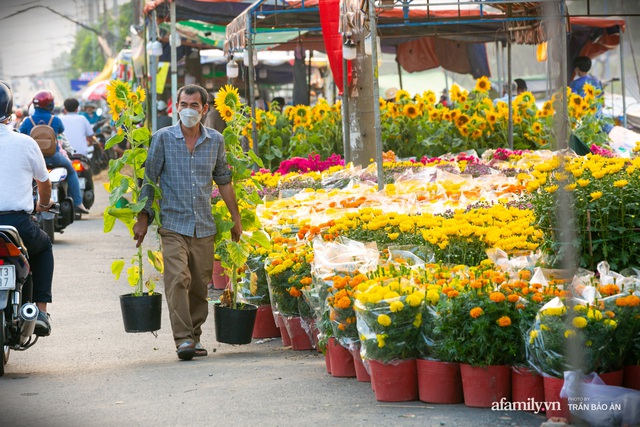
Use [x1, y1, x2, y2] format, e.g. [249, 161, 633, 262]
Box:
[336, 296, 352, 309]
[627, 295, 640, 307]
[470, 307, 484, 318]
[447, 290, 460, 298]
[516, 303, 525, 310]
[532, 293, 544, 303]
[497, 316, 512, 327]
[507, 294, 520, 303]
[300, 277, 312, 286]
[490, 292, 506, 303]
[599, 284, 620, 296]
[518, 270, 532, 280]
[288, 287, 302, 297]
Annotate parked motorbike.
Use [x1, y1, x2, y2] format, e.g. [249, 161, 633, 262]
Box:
[35, 167, 74, 243]
[0, 217, 56, 376]
[71, 154, 95, 217]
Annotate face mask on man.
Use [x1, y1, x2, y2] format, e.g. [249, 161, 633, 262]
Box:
[179, 108, 202, 128]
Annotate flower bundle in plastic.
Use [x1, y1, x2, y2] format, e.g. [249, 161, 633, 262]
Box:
[354, 271, 425, 363]
[526, 297, 619, 378]
[327, 273, 368, 346]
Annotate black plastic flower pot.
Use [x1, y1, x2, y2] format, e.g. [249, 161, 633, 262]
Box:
[213, 303, 258, 345]
[119, 293, 162, 333]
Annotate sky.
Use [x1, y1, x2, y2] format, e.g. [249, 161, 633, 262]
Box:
[0, 0, 130, 106]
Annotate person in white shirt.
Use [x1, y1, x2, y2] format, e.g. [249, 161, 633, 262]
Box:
[59, 98, 94, 157]
[0, 81, 54, 336]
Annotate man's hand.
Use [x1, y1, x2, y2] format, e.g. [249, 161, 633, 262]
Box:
[231, 215, 242, 242]
[36, 201, 53, 213]
[133, 212, 149, 248]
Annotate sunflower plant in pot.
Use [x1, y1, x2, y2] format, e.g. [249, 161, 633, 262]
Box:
[102, 79, 164, 333]
[211, 85, 270, 344]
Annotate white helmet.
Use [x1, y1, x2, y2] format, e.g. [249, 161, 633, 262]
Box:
[157, 100, 167, 111]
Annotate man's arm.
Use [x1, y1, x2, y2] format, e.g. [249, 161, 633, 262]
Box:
[218, 183, 242, 242]
[132, 135, 164, 247]
[35, 179, 53, 212]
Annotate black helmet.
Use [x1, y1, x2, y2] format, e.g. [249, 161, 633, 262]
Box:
[0, 81, 13, 122]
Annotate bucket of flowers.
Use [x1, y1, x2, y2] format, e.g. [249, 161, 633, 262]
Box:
[354, 266, 424, 401]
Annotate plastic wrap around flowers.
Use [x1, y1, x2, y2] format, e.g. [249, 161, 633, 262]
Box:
[525, 297, 619, 378]
[354, 274, 425, 363]
[327, 273, 368, 346]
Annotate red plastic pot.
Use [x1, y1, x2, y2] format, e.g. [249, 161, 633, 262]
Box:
[598, 370, 624, 386]
[350, 345, 371, 382]
[252, 305, 280, 339]
[511, 366, 544, 410]
[543, 375, 570, 421]
[460, 364, 511, 408]
[623, 365, 640, 390]
[212, 260, 230, 290]
[369, 359, 418, 402]
[328, 338, 356, 378]
[284, 316, 314, 351]
[275, 314, 292, 347]
[417, 359, 463, 404]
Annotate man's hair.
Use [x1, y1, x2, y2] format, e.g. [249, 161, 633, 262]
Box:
[177, 84, 208, 106]
[514, 78, 527, 92]
[64, 98, 80, 112]
[573, 56, 592, 73]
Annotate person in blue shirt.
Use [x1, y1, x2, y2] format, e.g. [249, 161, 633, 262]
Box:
[79, 101, 102, 125]
[569, 56, 612, 133]
[19, 90, 89, 214]
[569, 56, 603, 97]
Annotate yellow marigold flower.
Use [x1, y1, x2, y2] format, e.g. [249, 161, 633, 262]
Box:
[376, 333, 387, 347]
[389, 300, 404, 312]
[564, 329, 576, 338]
[614, 180, 628, 188]
[406, 292, 424, 307]
[529, 329, 538, 340]
[470, 307, 484, 318]
[497, 316, 511, 327]
[590, 191, 603, 201]
[426, 289, 440, 305]
[377, 314, 392, 327]
[587, 309, 603, 321]
[413, 312, 422, 328]
[604, 319, 617, 328]
[572, 316, 588, 329]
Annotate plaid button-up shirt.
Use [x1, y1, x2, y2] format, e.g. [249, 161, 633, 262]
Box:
[141, 123, 232, 238]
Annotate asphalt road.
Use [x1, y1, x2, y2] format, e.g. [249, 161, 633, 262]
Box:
[0, 172, 546, 427]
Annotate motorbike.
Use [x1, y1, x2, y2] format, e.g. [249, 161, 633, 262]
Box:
[92, 118, 117, 169]
[0, 220, 52, 376]
[35, 167, 74, 243]
[70, 154, 95, 217]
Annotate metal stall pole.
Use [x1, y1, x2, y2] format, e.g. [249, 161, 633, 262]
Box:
[369, 0, 383, 190]
[170, 1, 178, 124]
[150, 10, 158, 133]
[496, 41, 502, 99]
[507, 35, 513, 150]
[342, 57, 351, 163]
[620, 27, 627, 128]
[246, 13, 259, 158]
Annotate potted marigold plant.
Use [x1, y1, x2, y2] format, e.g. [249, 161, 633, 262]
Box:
[102, 79, 164, 333]
[210, 85, 270, 345]
[354, 267, 424, 402]
[435, 263, 524, 407]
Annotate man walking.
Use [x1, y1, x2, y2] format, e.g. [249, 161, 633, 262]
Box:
[59, 98, 94, 157]
[132, 84, 242, 361]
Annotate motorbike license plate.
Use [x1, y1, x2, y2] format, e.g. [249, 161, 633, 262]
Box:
[78, 177, 86, 190]
[0, 265, 15, 290]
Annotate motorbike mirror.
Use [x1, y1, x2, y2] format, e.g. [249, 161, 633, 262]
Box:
[96, 107, 103, 117]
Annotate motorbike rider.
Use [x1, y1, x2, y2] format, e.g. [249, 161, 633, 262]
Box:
[0, 81, 54, 336]
[19, 90, 90, 215]
[59, 98, 94, 157]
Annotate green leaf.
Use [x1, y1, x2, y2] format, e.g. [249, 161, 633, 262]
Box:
[245, 229, 270, 249]
[132, 127, 151, 143]
[111, 260, 125, 280]
[227, 241, 251, 268]
[105, 132, 124, 150]
[247, 149, 264, 168]
[103, 209, 117, 233]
